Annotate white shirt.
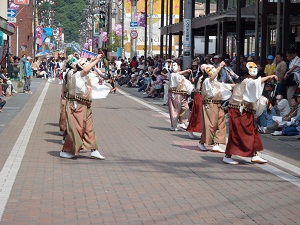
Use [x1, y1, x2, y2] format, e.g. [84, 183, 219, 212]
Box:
[289, 56, 300, 73]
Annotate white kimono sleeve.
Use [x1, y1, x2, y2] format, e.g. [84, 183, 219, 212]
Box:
[75, 71, 86, 94]
[203, 78, 214, 98]
[220, 83, 232, 101]
[243, 77, 263, 103]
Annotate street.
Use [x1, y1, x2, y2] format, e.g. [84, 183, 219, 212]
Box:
[0, 79, 299, 225]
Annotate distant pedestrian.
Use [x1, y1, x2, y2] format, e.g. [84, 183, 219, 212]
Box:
[23, 56, 32, 94]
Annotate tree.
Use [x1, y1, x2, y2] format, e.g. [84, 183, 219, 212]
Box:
[105, 32, 128, 52]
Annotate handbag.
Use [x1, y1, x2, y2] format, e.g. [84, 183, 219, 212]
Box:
[284, 73, 296, 86]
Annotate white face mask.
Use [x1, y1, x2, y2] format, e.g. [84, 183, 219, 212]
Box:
[276, 95, 283, 100]
[205, 65, 216, 76]
[172, 62, 178, 72]
[246, 62, 258, 77]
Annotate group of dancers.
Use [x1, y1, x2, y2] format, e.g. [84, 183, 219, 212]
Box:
[56, 51, 276, 164]
[58, 53, 108, 159]
[166, 60, 277, 165]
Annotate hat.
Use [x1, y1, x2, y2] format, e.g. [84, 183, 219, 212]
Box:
[27, 56, 32, 60]
[213, 55, 221, 59]
[165, 59, 172, 62]
[137, 65, 144, 70]
[266, 55, 274, 60]
[192, 61, 198, 66]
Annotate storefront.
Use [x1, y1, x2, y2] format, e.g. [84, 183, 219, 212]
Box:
[0, 16, 15, 70]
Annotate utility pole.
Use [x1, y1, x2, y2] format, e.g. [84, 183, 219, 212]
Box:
[144, 0, 147, 59]
[182, 0, 192, 70]
[148, 0, 153, 57]
[33, 0, 37, 58]
[130, 0, 137, 59]
[121, 0, 125, 58]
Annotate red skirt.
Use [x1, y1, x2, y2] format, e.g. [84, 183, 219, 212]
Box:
[225, 108, 263, 157]
[186, 93, 202, 132]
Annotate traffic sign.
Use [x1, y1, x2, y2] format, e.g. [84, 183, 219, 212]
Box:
[130, 21, 138, 29]
[7, 17, 16, 23]
[7, 9, 17, 18]
[130, 30, 138, 39]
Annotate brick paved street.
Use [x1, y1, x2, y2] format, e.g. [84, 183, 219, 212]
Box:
[0, 79, 299, 225]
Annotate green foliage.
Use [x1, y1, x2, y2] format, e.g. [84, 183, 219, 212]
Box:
[39, 0, 87, 43]
[105, 32, 127, 52]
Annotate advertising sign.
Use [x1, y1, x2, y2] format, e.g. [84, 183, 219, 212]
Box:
[14, 0, 30, 5]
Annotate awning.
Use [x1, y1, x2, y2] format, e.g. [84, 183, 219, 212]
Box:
[0, 17, 15, 35]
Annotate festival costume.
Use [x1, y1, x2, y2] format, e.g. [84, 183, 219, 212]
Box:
[200, 65, 232, 146]
[58, 69, 68, 134]
[224, 62, 269, 165]
[62, 70, 98, 156]
[225, 76, 264, 157]
[168, 69, 194, 130]
[186, 77, 203, 133]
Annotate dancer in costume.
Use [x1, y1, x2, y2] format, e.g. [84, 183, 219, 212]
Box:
[186, 63, 205, 139]
[223, 62, 278, 164]
[168, 62, 193, 131]
[198, 62, 234, 152]
[58, 55, 75, 137]
[161, 59, 173, 105]
[60, 54, 105, 159]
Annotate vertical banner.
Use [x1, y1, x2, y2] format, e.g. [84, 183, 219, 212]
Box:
[93, 14, 100, 35]
[183, 18, 191, 57]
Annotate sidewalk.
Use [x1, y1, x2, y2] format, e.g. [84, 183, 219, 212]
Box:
[0, 80, 299, 225]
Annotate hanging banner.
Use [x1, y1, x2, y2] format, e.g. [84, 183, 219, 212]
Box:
[81, 50, 97, 59]
[93, 14, 100, 35]
[14, 0, 30, 5]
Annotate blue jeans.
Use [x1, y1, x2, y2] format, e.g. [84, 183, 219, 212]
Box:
[259, 108, 276, 127]
[282, 126, 299, 136]
[138, 83, 148, 92]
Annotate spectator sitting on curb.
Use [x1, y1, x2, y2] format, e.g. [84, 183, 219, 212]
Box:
[144, 70, 163, 98]
[0, 68, 18, 94]
[272, 94, 300, 136]
[0, 96, 6, 112]
[274, 93, 290, 117]
[138, 72, 151, 93]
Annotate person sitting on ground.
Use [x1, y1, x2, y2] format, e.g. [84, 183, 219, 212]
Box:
[274, 93, 290, 117]
[144, 70, 163, 98]
[267, 94, 300, 136]
[256, 95, 277, 134]
[0, 96, 6, 112]
[138, 72, 151, 93]
[0, 77, 9, 96]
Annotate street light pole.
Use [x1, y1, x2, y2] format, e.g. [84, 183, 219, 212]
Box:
[121, 0, 124, 58]
[130, 0, 137, 59]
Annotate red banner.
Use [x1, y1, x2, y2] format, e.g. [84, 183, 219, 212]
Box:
[14, 0, 30, 5]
